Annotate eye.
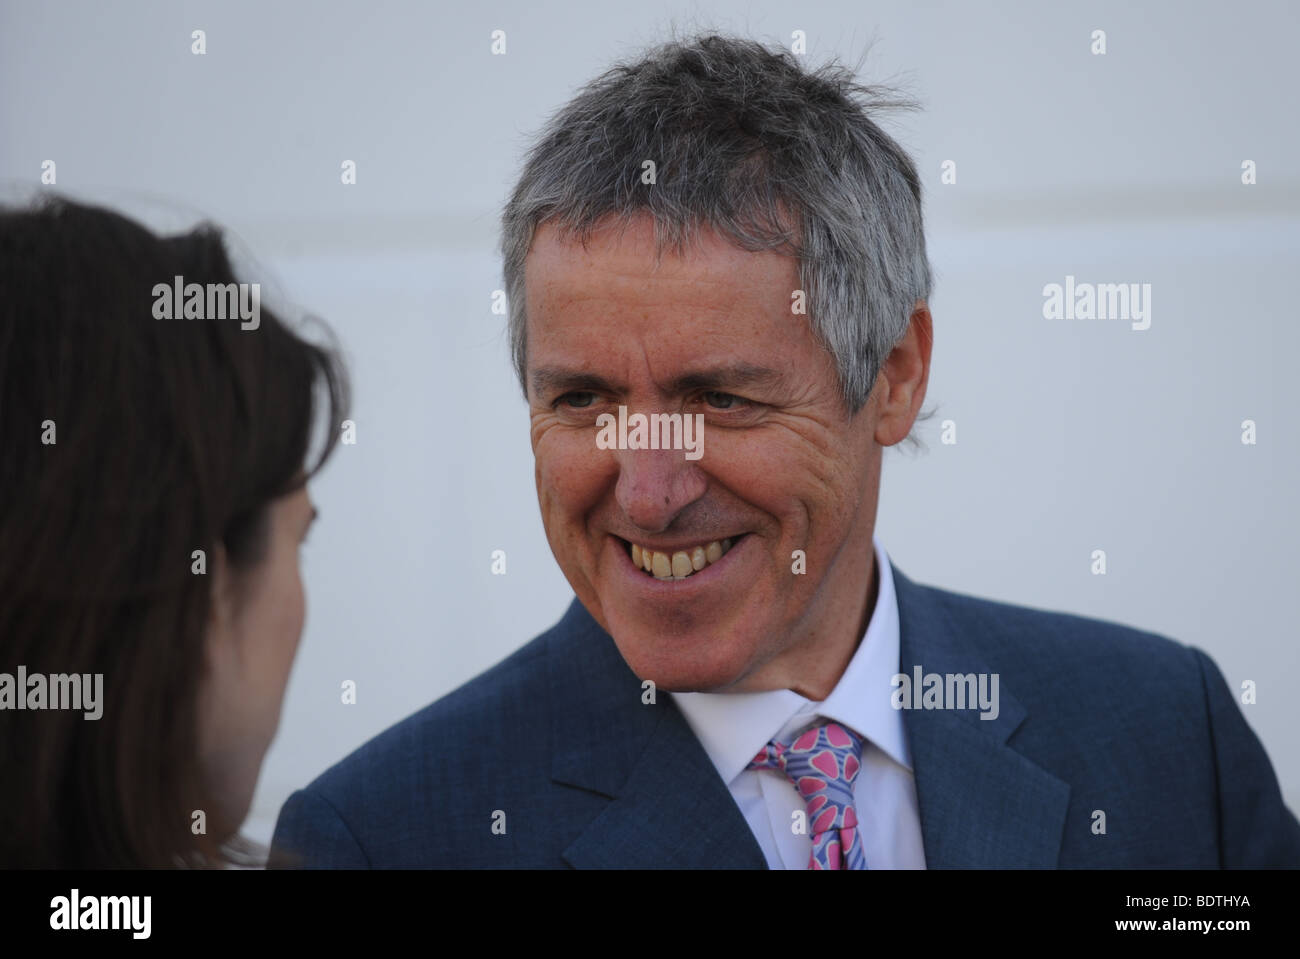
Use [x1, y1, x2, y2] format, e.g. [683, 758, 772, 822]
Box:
[703, 391, 748, 410]
[556, 391, 597, 409]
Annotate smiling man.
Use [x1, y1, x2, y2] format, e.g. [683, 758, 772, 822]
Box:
[271, 33, 1300, 869]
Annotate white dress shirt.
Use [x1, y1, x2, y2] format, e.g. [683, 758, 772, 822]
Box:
[670, 536, 926, 868]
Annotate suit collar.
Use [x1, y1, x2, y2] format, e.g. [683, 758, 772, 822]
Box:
[544, 601, 767, 868]
[892, 566, 1070, 866]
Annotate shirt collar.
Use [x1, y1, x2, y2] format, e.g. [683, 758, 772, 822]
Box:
[670, 535, 911, 785]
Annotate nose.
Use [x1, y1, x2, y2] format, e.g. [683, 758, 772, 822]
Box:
[615, 446, 708, 534]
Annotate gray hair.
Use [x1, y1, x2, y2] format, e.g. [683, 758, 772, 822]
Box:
[500, 33, 933, 443]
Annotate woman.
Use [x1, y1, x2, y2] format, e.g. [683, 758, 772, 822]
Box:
[0, 196, 349, 867]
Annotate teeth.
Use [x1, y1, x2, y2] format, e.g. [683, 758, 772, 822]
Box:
[628, 537, 737, 581]
[652, 551, 672, 579]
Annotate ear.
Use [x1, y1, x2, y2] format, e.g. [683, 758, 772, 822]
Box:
[872, 301, 933, 447]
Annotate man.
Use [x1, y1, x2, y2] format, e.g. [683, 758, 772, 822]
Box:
[270, 34, 1300, 868]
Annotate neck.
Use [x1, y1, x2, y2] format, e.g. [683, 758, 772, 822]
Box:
[789, 549, 879, 700]
[732, 539, 880, 700]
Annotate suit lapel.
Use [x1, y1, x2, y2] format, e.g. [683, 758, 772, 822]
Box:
[892, 566, 1070, 866]
[546, 601, 767, 868]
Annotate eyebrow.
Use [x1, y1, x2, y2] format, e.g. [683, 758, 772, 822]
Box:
[530, 368, 618, 397]
[670, 363, 783, 394]
[530, 362, 783, 398]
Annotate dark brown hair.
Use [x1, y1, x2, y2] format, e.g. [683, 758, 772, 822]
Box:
[0, 196, 349, 867]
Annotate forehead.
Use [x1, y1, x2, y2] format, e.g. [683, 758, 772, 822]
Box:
[523, 216, 804, 374]
[525, 215, 790, 286]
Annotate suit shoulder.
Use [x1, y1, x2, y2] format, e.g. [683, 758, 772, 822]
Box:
[907, 576, 1202, 681]
[903, 575, 1220, 762]
[303, 625, 554, 799]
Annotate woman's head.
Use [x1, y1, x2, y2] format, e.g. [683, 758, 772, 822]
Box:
[0, 196, 348, 866]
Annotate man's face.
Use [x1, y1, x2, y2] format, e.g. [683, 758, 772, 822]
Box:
[525, 215, 893, 695]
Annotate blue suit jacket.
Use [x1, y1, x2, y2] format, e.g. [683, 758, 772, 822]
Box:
[269, 567, 1300, 867]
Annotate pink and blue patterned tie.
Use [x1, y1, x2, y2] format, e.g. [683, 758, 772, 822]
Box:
[747, 721, 867, 870]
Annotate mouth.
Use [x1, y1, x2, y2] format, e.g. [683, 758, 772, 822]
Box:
[618, 535, 743, 581]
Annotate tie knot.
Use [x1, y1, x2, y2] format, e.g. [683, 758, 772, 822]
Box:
[747, 721, 865, 837]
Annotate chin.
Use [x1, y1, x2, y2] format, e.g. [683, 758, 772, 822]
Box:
[608, 624, 764, 693]
[572, 548, 783, 690]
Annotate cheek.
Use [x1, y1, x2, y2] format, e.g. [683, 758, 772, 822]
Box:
[536, 430, 612, 519]
[278, 562, 306, 675]
[710, 429, 862, 545]
[241, 552, 306, 693]
[709, 432, 817, 517]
